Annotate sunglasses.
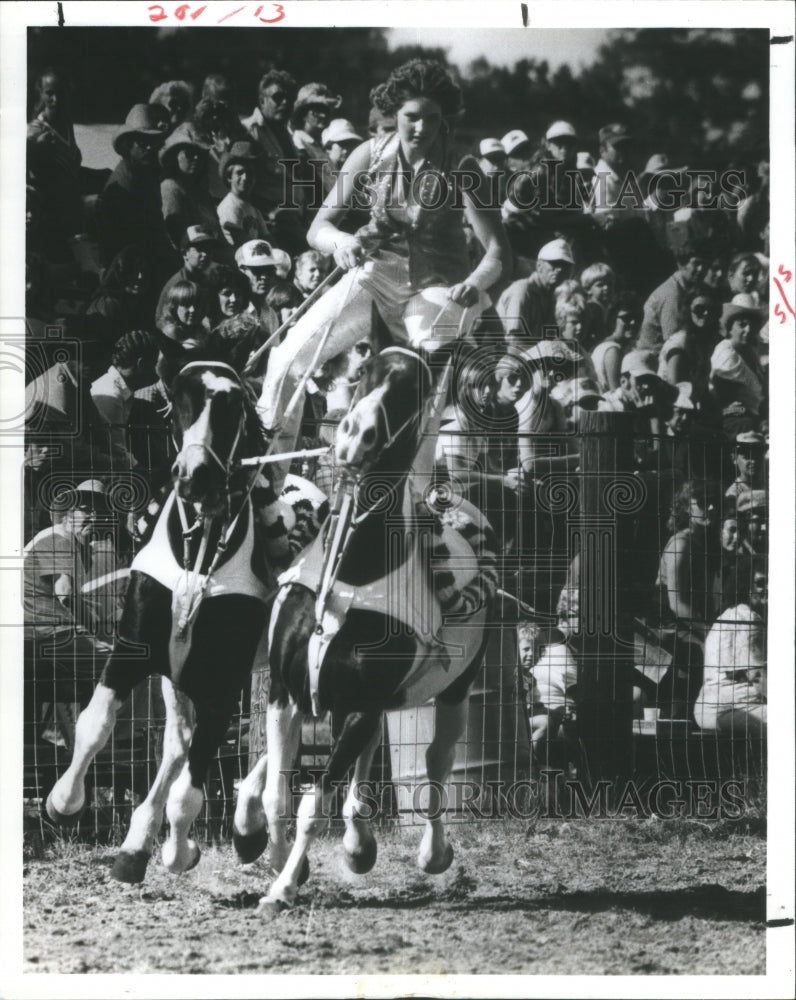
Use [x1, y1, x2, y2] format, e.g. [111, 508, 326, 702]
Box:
[691, 305, 712, 317]
[264, 90, 288, 103]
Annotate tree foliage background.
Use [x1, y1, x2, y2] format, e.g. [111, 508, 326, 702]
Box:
[29, 26, 769, 168]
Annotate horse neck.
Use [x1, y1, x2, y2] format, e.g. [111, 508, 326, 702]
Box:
[337, 445, 423, 584]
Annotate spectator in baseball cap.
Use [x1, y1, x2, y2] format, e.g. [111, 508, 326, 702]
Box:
[501, 129, 533, 171]
[322, 118, 363, 174]
[477, 138, 509, 203]
[725, 430, 766, 499]
[156, 224, 221, 330]
[496, 238, 575, 351]
[235, 239, 281, 337]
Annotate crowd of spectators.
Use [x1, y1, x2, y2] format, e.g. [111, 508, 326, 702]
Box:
[24, 59, 769, 756]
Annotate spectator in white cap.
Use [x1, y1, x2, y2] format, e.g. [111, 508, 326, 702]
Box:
[603, 348, 668, 418]
[502, 120, 592, 267]
[725, 430, 766, 500]
[322, 118, 363, 174]
[501, 129, 534, 172]
[236, 238, 281, 336]
[496, 238, 574, 352]
[477, 138, 509, 202]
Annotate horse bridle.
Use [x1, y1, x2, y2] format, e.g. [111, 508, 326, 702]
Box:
[366, 347, 434, 454]
[174, 360, 249, 479]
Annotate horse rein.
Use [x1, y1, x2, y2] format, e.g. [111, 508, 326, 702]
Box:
[170, 360, 259, 635]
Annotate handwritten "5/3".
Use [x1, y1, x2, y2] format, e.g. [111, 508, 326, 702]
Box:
[773, 264, 795, 326]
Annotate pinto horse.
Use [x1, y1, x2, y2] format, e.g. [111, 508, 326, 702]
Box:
[233, 347, 499, 914]
[46, 356, 284, 883]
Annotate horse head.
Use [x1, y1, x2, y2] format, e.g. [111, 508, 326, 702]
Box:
[334, 347, 432, 475]
[170, 358, 261, 516]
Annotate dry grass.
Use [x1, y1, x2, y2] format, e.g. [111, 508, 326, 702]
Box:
[23, 813, 766, 976]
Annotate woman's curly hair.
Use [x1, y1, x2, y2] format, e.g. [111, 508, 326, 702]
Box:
[371, 60, 462, 118]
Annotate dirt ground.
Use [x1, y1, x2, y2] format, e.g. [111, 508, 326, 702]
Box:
[23, 817, 765, 977]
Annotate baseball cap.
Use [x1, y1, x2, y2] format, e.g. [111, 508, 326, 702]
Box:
[501, 129, 531, 155]
[545, 120, 577, 141]
[74, 479, 108, 510]
[236, 239, 277, 268]
[479, 137, 506, 158]
[735, 430, 766, 449]
[321, 118, 362, 148]
[599, 123, 632, 145]
[181, 224, 219, 251]
[621, 350, 660, 380]
[537, 238, 575, 264]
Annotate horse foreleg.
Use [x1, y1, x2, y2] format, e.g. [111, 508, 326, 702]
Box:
[417, 698, 467, 874]
[162, 699, 235, 874]
[47, 682, 123, 823]
[341, 718, 382, 874]
[232, 751, 269, 863]
[112, 678, 194, 883]
[260, 711, 381, 916]
[262, 699, 303, 877]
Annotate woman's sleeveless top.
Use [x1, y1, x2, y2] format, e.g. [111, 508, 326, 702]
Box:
[355, 132, 474, 290]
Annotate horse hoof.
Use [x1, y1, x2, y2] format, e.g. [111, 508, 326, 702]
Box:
[233, 825, 269, 864]
[297, 856, 310, 886]
[111, 850, 151, 884]
[344, 837, 377, 875]
[256, 896, 290, 920]
[44, 791, 86, 828]
[419, 842, 454, 875]
[184, 844, 201, 872]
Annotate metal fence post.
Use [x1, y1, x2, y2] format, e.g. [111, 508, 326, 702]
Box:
[575, 410, 638, 787]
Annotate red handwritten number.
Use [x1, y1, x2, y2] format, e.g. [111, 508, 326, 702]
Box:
[148, 3, 167, 21]
[778, 263, 793, 283]
[774, 303, 787, 325]
[254, 3, 286, 23]
[190, 4, 207, 18]
[174, 3, 190, 18]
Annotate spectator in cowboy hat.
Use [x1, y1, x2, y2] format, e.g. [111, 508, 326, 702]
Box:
[159, 121, 219, 251]
[156, 224, 221, 329]
[496, 237, 575, 350]
[290, 82, 344, 206]
[709, 299, 766, 436]
[725, 430, 766, 500]
[235, 238, 281, 336]
[96, 103, 172, 271]
[216, 140, 271, 248]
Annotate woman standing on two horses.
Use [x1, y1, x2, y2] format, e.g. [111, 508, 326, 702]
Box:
[258, 59, 510, 497]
